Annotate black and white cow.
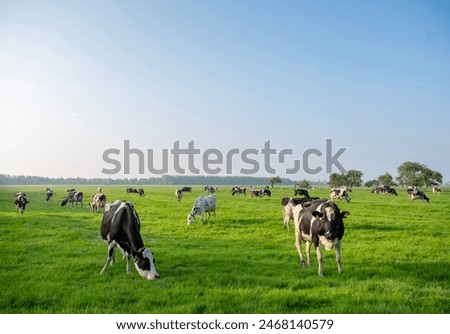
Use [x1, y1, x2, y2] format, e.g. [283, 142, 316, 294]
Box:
[181, 187, 192, 193]
[330, 188, 350, 203]
[281, 197, 320, 229]
[407, 187, 429, 202]
[45, 188, 53, 201]
[61, 190, 84, 207]
[14, 192, 29, 214]
[175, 189, 183, 202]
[382, 186, 398, 196]
[293, 199, 349, 276]
[137, 188, 145, 197]
[100, 200, 160, 280]
[231, 186, 246, 196]
[187, 195, 217, 225]
[203, 186, 216, 194]
[89, 193, 107, 213]
[294, 188, 310, 197]
[432, 186, 441, 194]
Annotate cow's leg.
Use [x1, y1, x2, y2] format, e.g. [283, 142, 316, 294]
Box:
[100, 241, 117, 274]
[305, 241, 312, 267]
[295, 229, 306, 267]
[316, 246, 324, 276]
[124, 252, 132, 273]
[283, 214, 290, 230]
[335, 240, 343, 274]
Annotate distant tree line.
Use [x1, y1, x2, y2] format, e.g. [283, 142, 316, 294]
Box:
[330, 161, 443, 188]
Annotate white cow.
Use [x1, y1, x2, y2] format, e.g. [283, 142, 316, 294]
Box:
[187, 195, 217, 225]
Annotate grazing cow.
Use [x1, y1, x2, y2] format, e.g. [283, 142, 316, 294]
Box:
[97, 187, 102, 193]
[175, 189, 183, 202]
[231, 186, 246, 196]
[203, 186, 216, 194]
[45, 188, 53, 201]
[281, 197, 320, 229]
[407, 188, 429, 202]
[330, 188, 350, 203]
[126, 187, 133, 193]
[137, 188, 145, 197]
[14, 192, 29, 214]
[100, 200, 159, 280]
[382, 186, 398, 196]
[89, 193, 107, 213]
[293, 199, 349, 276]
[294, 188, 310, 197]
[187, 195, 217, 225]
[432, 186, 441, 194]
[249, 187, 271, 198]
[181, 187, 192, 193]
[61, 191, 83, 207]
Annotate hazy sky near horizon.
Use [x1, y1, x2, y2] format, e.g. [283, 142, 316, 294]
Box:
[1, 0, 449, 182]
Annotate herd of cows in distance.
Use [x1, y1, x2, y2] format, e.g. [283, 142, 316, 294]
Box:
[12, 183, 441, 280]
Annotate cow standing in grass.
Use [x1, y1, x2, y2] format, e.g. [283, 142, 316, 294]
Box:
[61, 190, 83, 207]
[89, 193, 107, 213]
[100, 200, 159, 280]
[14, 192, 29, 214]
[45, 188, 53, 201]
[175, 189, 183, 203]
[293, 199, 349, 276]
[187, 195, 217, 225]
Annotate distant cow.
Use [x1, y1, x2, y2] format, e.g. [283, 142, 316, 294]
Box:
[231, 186, 246, 196]
[330, 188, 350, 203]
[137, 188, 145, 197]
[100, 200, 159, 280]
[432, 186, 441, 194]
[45, 188, 53, 201]
[97, 187, 102, 193]
[14, 192, 29, 214]
[181, 187, 192, 193]
[383, 186, 398, 196]
[61, 191, 83, 207]
[89, 193, 107, 213]
[203, 186, 216, 194]
[281, 197, 320, 229]
[249, 186, 270, 198]
[293, 199, 349, 276]
[175, 189, 183, 202]
[407, 188, 429, 202]
[294, 188, 310, 197]
[187, 195, 217, 225]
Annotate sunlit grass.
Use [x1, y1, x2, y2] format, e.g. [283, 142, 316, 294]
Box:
[0, 185, 448, 313]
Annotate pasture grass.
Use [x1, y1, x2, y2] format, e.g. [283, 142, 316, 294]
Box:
[0, 185, 448, 314]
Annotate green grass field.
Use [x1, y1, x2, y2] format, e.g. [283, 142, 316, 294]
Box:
[0, 185, 448, 314]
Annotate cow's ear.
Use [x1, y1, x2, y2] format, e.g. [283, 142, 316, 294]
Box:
[312, 211, 323, 219]
[341, 211, 350, 218]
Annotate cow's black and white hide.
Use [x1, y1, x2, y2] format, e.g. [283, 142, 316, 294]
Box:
[281, 197, 320, 229]
[45, 188, 53, 201]
[89, 193, 107, 213]
[175, 189, 183, 202]
[187, 195, 217, 225]
[294, 188, 310, 197]
[293, 199, 349, 276]
[100, 200, 159, 280]
[407, 188, 429, 202]
[61, 191, 83, 207]
[14, 192, 30, 214]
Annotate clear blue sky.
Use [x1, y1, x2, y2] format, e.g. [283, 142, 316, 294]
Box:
[1, 0, 449, 182]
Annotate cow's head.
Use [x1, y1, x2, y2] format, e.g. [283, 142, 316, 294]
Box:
[312, 207, 349, 246]
[135, 248, 160, 280]
[61, 198, 69, 206]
